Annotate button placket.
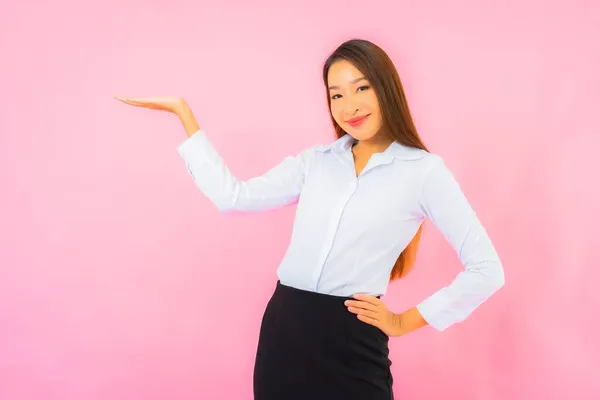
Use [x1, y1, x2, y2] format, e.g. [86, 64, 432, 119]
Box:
[312, 179, 359, 289]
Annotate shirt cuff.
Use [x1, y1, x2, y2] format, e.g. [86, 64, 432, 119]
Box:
[416, 289, 455, 331]
[176, 128, 207, 159]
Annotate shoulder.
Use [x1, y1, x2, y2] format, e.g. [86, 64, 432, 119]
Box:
[295, 138, 341, 161]
[399, 151, 460, 193]
[418, 151, 445, 170]
[399, 148, 446, 173]
[417, 152, 456, 182]
[296, 142, 334, 159]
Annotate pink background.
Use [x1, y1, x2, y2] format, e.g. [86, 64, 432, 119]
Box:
[1, 0, 599, 399]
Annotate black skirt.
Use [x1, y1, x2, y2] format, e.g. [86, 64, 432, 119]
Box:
[253, 281, 394, 400]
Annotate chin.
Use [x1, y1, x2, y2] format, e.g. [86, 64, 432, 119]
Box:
[345, 129, 378, 142]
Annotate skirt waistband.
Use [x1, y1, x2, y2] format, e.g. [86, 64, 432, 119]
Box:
[274, 280, 380, 301]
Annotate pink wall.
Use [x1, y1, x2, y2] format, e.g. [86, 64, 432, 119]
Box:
[1, 0, 599, 399]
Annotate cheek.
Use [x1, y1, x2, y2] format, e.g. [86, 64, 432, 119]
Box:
[330, 104, 344, 124]
[370, 110, 382, 124]
[369, 114, 383, 132]
[365, 94, 380, 113]
[366, 99, 383, 124]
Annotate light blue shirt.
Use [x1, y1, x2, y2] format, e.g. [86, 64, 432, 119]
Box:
[177, 130, 504, 331]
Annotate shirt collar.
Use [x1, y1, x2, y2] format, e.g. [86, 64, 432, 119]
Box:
[317, 134, 425, 161]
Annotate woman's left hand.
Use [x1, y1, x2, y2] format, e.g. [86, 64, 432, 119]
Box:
[345, 294, 403, 337]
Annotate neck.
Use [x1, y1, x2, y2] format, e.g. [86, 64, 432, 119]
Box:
[352, 134, 393, 156]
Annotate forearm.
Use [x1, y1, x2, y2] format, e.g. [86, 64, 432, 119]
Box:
[175, 106, 309, 212]
[176, 102, 201, 137]
[393, 307, 429, 336]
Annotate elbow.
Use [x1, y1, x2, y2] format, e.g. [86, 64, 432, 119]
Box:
[203, 192, 236, 213]
[213, 197, 235, 213]
[488, 260, 505, 292]
[212, 182, 245, 212]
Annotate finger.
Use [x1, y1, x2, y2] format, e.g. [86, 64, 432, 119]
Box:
[125, 98, 148, 106]
[352, 294, 382, 305]
[126, 100, 150, 107]
[115, 97, 139, 105]
[344, 300, 377, 311]
[114, 96, 132, 104]
[126, 97, 150, 103]
[115, 96, 149, 105]
[356, 314, 380, 327]
[347, 306, 379, 320]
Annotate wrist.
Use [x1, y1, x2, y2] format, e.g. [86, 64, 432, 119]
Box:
[391, 307, 428, 337]
[176, 101, 201, 137]
[391, 312, 404, 337]
[174, 99, 191, 117]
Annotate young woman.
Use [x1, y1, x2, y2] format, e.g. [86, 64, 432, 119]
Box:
[116, 39, 504, 400]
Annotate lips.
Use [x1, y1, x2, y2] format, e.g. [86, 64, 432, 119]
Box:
[346, 114, 370, 127]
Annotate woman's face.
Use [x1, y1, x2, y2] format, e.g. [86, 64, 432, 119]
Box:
[327, 59, 384, 141]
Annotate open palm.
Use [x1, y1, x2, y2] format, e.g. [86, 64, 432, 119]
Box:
[114, 96, 185, 114]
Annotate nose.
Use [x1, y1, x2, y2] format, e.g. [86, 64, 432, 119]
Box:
[345, 101, 359, 115]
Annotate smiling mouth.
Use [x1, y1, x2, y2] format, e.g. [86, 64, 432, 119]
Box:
[346, 114, 370, 126]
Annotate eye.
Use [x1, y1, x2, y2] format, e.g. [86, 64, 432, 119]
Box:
[357, 85, 370, 92]
[331, 94, 341, 100]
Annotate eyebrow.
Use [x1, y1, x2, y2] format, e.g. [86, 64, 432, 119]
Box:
[328, 77, 368, 90]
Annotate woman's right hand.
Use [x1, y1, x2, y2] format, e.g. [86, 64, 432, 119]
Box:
[115, 95, 200, 137]
[114, 96, 188, 115]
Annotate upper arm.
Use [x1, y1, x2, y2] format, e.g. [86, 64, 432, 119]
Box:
[415, 156, 504, 330]
[177, 130, 320, 212]
[418, 155, 501, 269]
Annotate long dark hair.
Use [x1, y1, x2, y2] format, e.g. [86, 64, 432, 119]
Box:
[322, 39, 429, 281]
